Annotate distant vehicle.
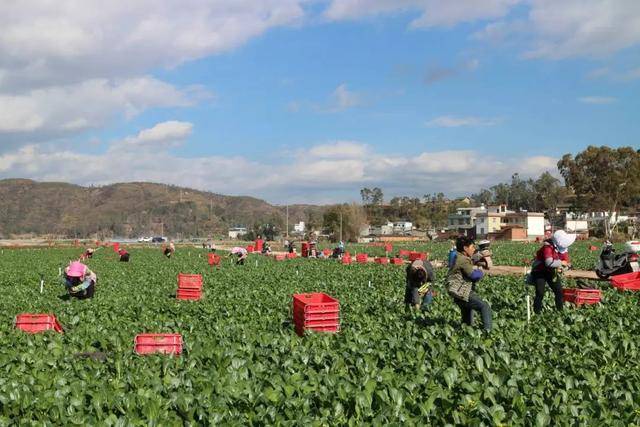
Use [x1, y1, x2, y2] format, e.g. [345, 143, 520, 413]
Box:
[138, 236, 152, 242]
[151, 236, 167, 243]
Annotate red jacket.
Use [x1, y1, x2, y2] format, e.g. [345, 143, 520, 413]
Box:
[533, 239, 569, 273]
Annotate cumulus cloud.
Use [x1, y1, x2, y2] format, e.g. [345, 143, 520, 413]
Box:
[0, 129, 558, 203]
[578, 96, 617, 105]
[120, 121, 193, 149]
[425, 116, 502, 128]
[0, 77, 193, 136]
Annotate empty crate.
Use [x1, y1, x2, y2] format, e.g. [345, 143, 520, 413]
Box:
[15, 314, 63, 334]
[135, 334, 183, 355]
[562, 288, 602, 306]
[610, 272, 640, 291]
[292, 293, 340, 336]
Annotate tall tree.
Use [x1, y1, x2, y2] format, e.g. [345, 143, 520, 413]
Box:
[323, 203, 367, 242]
[558, 146, 640, 238]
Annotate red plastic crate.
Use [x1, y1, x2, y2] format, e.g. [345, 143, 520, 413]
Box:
[399, 249, 411, 257]
[384, 244, 393, 253]
[408, 252, 426, 262]
[294, 322, 340, 336]
[375, 257, 389, 265]
[341, 255, 352, 265]
[562, 288, 602, 305]
[323, 249, 332, 257]
[207, 253, 221, 266]
[275, 254, 286, 261]
[134, 334, 183, 355]
[247, 245, 254, 253]
[391, 257, 404, 265]
[293, 306, 340, 321]
[356, 254, 368, 263]
[287, 253, 297, 259]
[610, 272, 640, 291]
[15, 314, 63, 334]
[176, 288, 202, 301]
[293, 293, 340, 314]
[177, 273, 202, 290]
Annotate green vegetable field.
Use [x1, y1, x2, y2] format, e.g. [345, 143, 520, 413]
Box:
[1, 243, 639, 425]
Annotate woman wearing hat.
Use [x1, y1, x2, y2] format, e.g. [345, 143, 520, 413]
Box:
[229, 247, 248, 265]
[63, 261, 97, 299]
[530, 230, 576, 314]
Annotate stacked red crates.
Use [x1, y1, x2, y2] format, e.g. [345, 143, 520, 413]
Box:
[341, 254, 352, 265]
[15, 314, 63, 334]
[134, 333, 183, 355]
[287, 252, 297, 259]
[562, 288, 602, 306]
[391, 258, 404, 265]
[292, 293, 340, 336]
[610, 272, 640, 291]
[375, 257, 389, 265]
[177, 273, 203, 301]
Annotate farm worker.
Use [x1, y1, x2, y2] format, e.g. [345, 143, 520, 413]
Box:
[230, 247, 248, 265]
[62, 261, 97, 300]
[82, 248, 95, 260]
[164, 241, 175, 259]
[261, 242, 272, 255]
[288, 240, 295, 254]
[332, 241, 345, 258]
[447, 236, 492, 331]
[529, 230, 575, 314]
[118, 248, 130, 262]
[404, 258, 435, 311]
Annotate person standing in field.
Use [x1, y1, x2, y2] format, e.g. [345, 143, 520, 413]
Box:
[62, 261, 97, 300]
[447, 236, 492, 331]
[404, 257, 435, 312]
[529, 230, 575, 314]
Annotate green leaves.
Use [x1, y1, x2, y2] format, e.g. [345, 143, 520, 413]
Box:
[0, 244, 639, 424]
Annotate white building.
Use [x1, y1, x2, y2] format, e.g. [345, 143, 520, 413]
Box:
[475, 206, 545, 240]
[447, 205, 489, 231]
[228, 227, 247, 239]
[293, 221, 305, 234]
[393, 221, 413, 234]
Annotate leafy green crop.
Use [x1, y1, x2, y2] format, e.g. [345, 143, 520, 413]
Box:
[0, 244, 638, 425]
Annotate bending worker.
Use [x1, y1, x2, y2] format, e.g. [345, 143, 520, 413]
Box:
[529, 230, 575, 314]
[164, 241, 175, 259]
[62, 261, 97, 300]
[404, 256, 435, 312]
[447, 236, 492, 331]
[118, 248, 130, 262]
[230, 247, 248, 265]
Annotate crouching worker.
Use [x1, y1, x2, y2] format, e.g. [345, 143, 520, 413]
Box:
[163, 242, 175, 259]
[63, 261, 97, 300]
[447, 236, 492, 331]
[530, 230, 575, 314]
[118, 248, 130, 262]
[229, 247, 248, 265]
[404, 258, 435, 312]
[81, 248, 95, 260]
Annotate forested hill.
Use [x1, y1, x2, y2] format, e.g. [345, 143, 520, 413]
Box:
[0, 179, 324, 239]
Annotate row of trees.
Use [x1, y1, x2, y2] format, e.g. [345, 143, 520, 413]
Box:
[325, 146, 639, 240]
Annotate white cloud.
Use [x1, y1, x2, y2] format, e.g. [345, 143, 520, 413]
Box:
[578, 96, 617, 105]
[0, 1, 306, 90]
[324, 0, 519, 28]
[425, 115, 502, 128]
[0, 77, 192, 135]
[0, 131, 558, 203]
[523, 0, 640, 59]
[122, 121, 193, 147]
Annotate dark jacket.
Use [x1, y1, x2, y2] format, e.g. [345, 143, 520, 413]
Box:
[447, 251, 483, 302]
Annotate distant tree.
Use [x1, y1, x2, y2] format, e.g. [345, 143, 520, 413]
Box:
[471, 189, 493, 206]
[533, 171, 568, 217]
[323, 203, 367, 242]
[558, 146, 640, 238]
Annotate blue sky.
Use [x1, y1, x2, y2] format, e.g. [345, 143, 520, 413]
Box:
[0, 1, 638, 203]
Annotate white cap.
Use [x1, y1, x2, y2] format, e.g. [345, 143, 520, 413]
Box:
[552, 230, 576, 253]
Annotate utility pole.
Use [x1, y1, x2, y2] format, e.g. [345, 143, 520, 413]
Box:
[339, 211, 343, 242]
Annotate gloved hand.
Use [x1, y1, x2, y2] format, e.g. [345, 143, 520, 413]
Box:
[70, 285, 83, 293]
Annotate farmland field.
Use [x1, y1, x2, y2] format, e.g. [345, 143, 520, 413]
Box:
[1, 242, 639, 425]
